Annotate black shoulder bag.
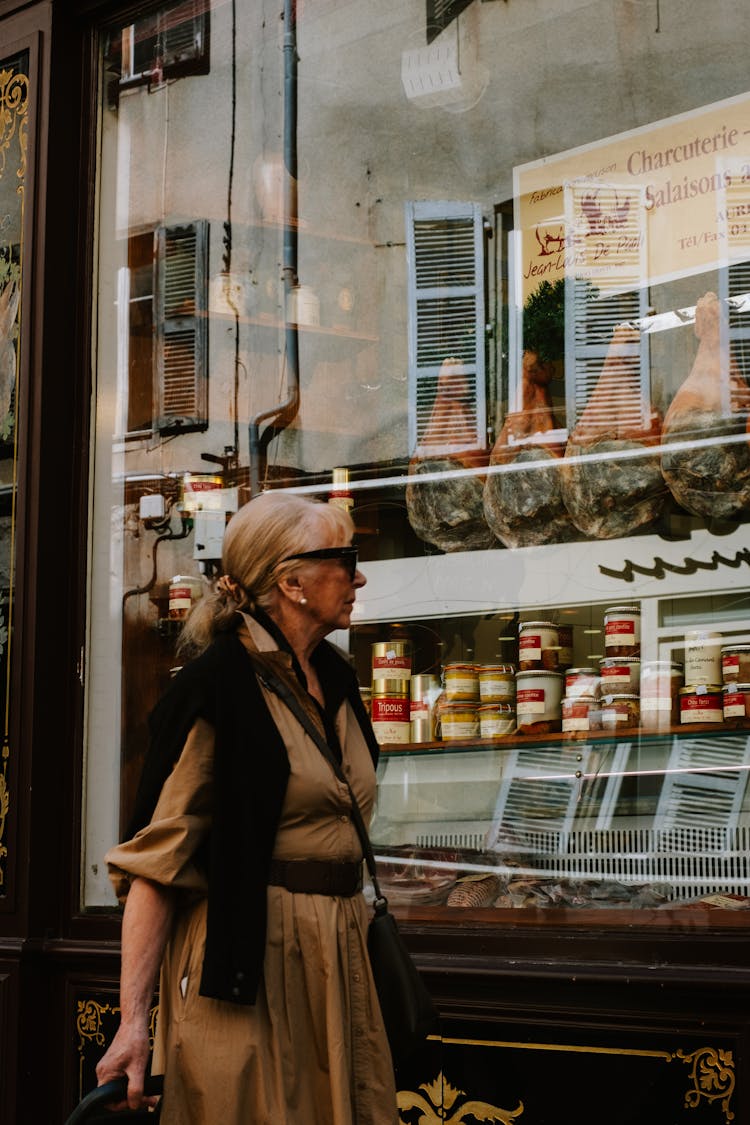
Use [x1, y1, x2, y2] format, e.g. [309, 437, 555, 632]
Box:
[254, 663, 438, 1067]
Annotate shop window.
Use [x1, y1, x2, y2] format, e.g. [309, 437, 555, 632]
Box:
[121, 220, 209, 439]
[104, 0, 210, 105]
[405, 201, 487, 456]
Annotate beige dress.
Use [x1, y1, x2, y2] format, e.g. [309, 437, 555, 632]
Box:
[107, 617, 398, 1125]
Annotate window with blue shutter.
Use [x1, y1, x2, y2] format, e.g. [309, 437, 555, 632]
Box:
[405, 200, 487, 456]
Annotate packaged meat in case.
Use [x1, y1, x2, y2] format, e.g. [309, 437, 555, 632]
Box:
[603, 605, 640, 657]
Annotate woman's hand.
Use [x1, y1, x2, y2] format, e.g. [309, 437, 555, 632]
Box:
[95, 876, 175, 1109]
[95, 1021, 157, 1110]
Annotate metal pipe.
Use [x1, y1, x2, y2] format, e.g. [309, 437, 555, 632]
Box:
[249, 0, 300, 495]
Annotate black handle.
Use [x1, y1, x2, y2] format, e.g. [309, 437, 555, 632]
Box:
[64, 1075, 164, 1125]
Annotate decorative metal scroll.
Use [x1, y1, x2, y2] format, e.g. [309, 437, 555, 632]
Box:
[0, 52, 29, 887]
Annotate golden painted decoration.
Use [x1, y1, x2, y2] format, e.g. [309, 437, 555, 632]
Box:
[677, 1046, 735, 1122]
[397, 1069, 524, 1124]
[0, 68, 28, 181]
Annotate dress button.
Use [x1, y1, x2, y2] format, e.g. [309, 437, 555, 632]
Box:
[353, 973, 361, 982]
[232, 986, 240, 997]
[339, 814, 349, 823]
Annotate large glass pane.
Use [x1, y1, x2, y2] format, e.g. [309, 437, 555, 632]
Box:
[85, 0, 750, 930]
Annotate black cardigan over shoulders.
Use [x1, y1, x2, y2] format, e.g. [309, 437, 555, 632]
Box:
[126, 626, 378, 1006]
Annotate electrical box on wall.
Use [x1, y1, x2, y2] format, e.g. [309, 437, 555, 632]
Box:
[191, 486, 238, 560]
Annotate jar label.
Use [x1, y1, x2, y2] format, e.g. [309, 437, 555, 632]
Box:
[410, 700, 430, 716]
[601, 704, 629, 723]
[480, 718, 515, 738]
[519, 635, 542, 660]
[372, 721, 411, 744]
[373, 655, 411, 675]
[562, 701, 590, 731]
[442, 720, 478, 739]
[723, 692, 746, 718]
[601, 665, 630, 686]
[517, 688, 545, 714]
[640, 697, 672, 710]
[722, 655, 740, 676]
[479, 677, 514, 699]
[680, 695, 722, 722]
[371, 697, 410, 722]
[605, 620, 635, 644]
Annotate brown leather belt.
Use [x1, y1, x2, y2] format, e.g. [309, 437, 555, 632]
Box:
[268, 858, 363, 896]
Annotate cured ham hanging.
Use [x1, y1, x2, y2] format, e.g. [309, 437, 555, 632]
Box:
[483, 349, 578, 547]
[560, 323, 668, 539]
[661, 290, 750, 521]
[406, 357, 497, 552]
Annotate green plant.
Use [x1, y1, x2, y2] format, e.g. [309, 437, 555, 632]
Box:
[522, 278, 566, 362]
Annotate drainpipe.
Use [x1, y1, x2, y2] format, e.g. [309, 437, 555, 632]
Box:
[249, 0, 300, 495]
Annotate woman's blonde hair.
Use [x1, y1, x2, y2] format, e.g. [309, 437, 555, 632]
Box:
[177, 491, 353, 658]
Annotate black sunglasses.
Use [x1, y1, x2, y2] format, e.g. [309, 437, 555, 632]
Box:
[282, 545, 359, 580]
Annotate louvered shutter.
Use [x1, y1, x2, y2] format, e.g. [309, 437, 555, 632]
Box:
[426, 0, 474, 43]
[157, 1, 208, 69]
[405, 200, 486, 456]
[718, 171, 750, 408]
[563, 183, 649, 433]
[154, 220, 209, 434]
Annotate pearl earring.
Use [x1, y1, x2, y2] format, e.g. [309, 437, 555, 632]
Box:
[300, 596, 307, 605]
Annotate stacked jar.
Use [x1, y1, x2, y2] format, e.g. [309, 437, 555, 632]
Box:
[370, 641, 412, 744]
[410, 673, 441, 742]
[439, 662, 480, 740]
[517, 621, 563, 733]
[721, 641, 750, 725]
[477, 663, 516, 738]
[679, 629, 723, 725]
[598, 606, 641, 731]
[561, 666, 600, 734]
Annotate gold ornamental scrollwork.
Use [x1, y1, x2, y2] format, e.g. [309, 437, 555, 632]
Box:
[677, 1046, 735, 1122]
[398, 1070, 524, 1124]
[0, 68, 28, 183]
[76, 999, 112, 1048]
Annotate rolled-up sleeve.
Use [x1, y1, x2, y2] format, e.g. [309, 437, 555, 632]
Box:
[106, 717, 214, 901]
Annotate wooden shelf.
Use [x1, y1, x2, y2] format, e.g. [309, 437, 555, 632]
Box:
[378, 720, 750, 756]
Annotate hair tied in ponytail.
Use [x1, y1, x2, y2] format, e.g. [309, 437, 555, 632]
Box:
[216, 574, 242, 602]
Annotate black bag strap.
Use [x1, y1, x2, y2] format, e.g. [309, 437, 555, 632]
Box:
[250, 658, 388, 912]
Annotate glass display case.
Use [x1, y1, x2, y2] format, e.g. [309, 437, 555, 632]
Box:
[353, 586, 750, 928]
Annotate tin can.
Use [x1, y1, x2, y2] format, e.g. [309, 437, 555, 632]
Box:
[721, 644, 750, 684]
[478, 702, 516, 739]
[439, 702, 479, 741]
[723, 683, 750, 725]
[684, 630, 722, 687]
[478, 664, 516, 702]
[639, 661, 683, 731]
[562, 695, 600, 733]
[168, 574, 203, 619]
[600, 693, 640, 730]
[443, 662, 479, 701]
[515, 669, 563, 733]
[410, 674, 441, 742]
[679, 684, 723, 724]
[599, 657, 640, 694]
[518, 621, 560, 671]
[371, 641, 412, 681]
[603, 606, 640, 657]
[371, 678, 411, 743]
[564, 667, 599, 699]
[359, 687, 372, 718]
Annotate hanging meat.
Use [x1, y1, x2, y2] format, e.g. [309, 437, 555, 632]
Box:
[560, 323, 667, 538]
[483, 348, 578, 547]
[406, 357, 498, 552]
[661, 290, 750, 521]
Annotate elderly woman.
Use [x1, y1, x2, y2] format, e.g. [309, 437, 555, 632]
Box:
[96, 491, 398, 1125]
